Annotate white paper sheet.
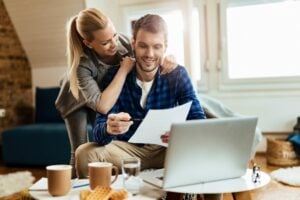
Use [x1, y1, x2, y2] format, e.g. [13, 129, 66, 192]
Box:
[29, 177, 48, 191]
[29, 178, 90, 191]
[128, 102, 192, 147]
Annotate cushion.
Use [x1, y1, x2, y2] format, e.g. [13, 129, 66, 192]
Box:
[288, 133, 300, 156]
[2, 123, 70, 165]
[197, 94, 263, 158]
[35, 87, 63, 123]
[271, 167, 300, 186]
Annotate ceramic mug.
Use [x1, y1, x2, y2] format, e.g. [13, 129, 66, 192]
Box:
[88, 162, 118, 190]
[46, 165, 72, 196]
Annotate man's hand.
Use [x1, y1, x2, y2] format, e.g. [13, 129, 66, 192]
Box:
[160, 55, 177, 74]
[160, 131, 170, 143]
[107, 112, 133, 135]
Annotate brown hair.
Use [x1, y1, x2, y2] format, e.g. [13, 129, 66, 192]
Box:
[67, 8, 109, 99]
[132, 14, 168, 45]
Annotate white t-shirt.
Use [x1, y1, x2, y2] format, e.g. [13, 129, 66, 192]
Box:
[136, 78, 154, 108]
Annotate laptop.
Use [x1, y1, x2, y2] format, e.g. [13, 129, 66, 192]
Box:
[141, 117, 258, 189]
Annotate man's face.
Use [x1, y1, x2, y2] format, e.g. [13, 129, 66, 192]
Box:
[132, 29, 166, 73]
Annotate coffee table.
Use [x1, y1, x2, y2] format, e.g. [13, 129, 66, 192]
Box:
[141, 169, 270, 200]
[29, 176, 164, 200]
[30, 169, 270, 200]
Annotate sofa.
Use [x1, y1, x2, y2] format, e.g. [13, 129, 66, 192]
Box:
[2, 88, 262, 166]
[2, 87, 92, 166]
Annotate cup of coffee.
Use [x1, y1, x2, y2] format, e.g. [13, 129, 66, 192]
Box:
[46, 165, 72, 196]
[88, 162, 119, 190]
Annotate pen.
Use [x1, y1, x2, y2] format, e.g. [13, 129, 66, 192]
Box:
[131, 118, 143, 122]
[72, 183, 89, 189]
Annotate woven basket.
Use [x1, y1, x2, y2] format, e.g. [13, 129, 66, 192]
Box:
[266, 137, 300, 166]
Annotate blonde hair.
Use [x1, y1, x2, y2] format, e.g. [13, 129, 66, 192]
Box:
[67, 8, 108, 99]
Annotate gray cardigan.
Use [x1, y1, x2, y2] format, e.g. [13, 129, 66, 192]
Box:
[55, 34, 132, 118]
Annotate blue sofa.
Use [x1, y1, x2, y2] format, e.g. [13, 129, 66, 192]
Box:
[2, 89, 262, 166]
[2, 87, 92, 166]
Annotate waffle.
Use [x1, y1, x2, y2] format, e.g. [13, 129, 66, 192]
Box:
[80, 186, 128, 200]
[86, 186, 113, 200]
[79, 189, 91, 200]
[109, 189, 128, 200]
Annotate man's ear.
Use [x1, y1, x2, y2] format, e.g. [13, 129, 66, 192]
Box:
[83, 39, 93, 49]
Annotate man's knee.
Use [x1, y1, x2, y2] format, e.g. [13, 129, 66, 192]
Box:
[75, 142, 101, 178]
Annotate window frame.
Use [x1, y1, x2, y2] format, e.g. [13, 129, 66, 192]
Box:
[218, 0, 300, 92]
[120, 0, 208, 91]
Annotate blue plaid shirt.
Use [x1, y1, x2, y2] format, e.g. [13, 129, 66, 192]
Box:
[93, 65, 206, 145]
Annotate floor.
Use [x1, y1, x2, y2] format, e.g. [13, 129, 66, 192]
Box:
[0, 153, 300, 200]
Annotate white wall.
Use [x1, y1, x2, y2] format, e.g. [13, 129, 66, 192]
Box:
[31, 66, 67, 87]
[215, 94, 300, 132]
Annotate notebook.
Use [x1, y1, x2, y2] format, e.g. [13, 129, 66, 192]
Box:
[141, 117, 258, 189]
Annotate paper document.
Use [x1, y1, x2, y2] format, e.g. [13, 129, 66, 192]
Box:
[140, 169, 164, 188]
[129, 102, 192, 147]
[29, 178, 89, 191]
[29, 177, 47, 191]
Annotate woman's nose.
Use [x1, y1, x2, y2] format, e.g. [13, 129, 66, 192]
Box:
[111, 37, 118, 48]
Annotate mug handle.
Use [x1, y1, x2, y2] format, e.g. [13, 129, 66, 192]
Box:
[111, 166, 119, 184]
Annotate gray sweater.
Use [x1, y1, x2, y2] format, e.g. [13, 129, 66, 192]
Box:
[55, 34, 132, 118]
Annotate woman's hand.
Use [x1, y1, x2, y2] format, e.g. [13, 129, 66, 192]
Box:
[160, 54, 177, 74]
[120, 56, 135, 74]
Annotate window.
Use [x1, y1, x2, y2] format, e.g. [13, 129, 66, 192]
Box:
[223, 0, 300, 79]
[122, 3, 202, 81]
[120, 0, 300, 92]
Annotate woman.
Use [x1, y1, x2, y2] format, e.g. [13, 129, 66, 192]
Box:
[55, 8, 176, 177]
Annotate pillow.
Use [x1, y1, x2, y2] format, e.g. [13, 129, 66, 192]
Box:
[35, 87, 63, 123]
[197, 94, 263, 158]
[271, 167, 300, 186]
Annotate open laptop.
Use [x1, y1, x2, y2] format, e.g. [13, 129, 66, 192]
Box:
[141, 117, 258, 189]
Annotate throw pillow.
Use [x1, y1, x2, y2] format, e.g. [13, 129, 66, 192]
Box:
[35, 87, 63, 123]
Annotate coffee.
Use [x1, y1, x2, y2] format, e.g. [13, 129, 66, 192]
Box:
[88, 162, 118, 190]
[46, 165, 72, 196]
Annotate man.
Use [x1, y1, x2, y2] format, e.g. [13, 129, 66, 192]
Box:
[75, 13, 205, 175]
[76, 14, 223, 200]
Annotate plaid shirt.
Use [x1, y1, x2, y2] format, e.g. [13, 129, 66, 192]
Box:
[93, 65, 206, 145]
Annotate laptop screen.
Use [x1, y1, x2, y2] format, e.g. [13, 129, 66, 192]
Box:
[162, 117, 257, 189]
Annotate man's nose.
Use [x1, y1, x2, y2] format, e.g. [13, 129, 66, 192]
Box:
[145, 48, 154, 57]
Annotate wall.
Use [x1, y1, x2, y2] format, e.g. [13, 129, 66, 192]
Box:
[0, 0, 32, 133]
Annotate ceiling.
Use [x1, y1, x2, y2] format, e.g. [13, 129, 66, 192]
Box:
[3, 0, 85, 69]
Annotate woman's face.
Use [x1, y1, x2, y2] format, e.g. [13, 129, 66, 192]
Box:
[86, 21, 118, 58]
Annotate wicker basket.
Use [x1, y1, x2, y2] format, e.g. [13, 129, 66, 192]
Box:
[266, 137, 300, 166]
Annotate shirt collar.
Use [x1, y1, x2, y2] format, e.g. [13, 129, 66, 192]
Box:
[130, 66, 162, 88]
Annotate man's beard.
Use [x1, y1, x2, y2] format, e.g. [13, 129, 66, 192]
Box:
[136, 57, 160, 73]
[137, 64, 158, 73]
